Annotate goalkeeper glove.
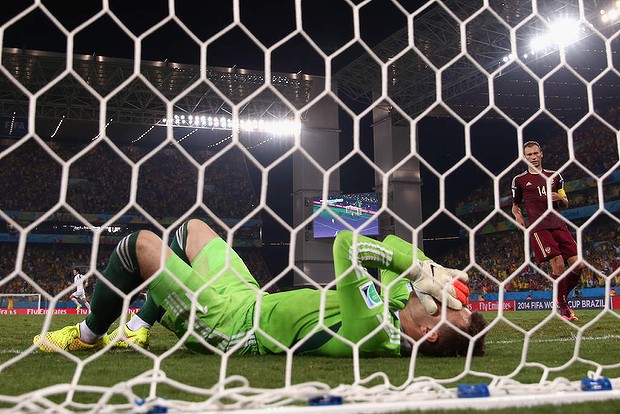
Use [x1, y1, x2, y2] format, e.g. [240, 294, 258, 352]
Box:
[409, 260, 470, 315]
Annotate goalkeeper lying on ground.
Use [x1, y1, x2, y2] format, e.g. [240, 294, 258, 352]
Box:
[34, 219, 487, 357]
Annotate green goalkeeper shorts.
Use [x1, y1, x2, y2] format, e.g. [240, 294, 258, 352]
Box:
[149, 237, 264, 355]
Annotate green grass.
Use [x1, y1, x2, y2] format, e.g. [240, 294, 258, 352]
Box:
[1, 310, 619, 413]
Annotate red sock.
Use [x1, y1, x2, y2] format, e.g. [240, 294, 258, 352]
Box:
[566, 270, 582, 294]
[552, 273, 568, 307]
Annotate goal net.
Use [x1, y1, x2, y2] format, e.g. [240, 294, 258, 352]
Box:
[1, 0, 620, 412]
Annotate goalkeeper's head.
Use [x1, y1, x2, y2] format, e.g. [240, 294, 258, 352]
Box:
[400, 293, 488, 357]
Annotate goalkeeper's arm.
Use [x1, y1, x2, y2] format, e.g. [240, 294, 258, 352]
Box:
[409, 260, 469, 314]
[333, 231, 469, 314]
[381, 234, 469, 315]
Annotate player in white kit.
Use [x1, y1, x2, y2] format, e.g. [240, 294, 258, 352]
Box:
[70, 267, 91, 312]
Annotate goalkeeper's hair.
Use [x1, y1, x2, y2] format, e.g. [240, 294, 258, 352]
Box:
[418, 311, 488, 357]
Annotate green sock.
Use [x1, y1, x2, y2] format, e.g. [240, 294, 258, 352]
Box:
[134, 292, 165, 326]
[133, 221, 192, 326]
[169, 220, 191, 265]
[85, 232, 144, 335]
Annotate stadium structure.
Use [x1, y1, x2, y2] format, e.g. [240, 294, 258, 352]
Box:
[0, 0, 618, 287]
[1, 1, 620, 412]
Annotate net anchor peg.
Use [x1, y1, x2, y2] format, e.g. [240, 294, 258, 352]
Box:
[308, 395, 344, 406]
[581, 377, 612, 391]
[457, 383, 490, 398]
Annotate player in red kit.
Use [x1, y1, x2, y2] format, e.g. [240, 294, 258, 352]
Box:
[511, 141, 584, 321]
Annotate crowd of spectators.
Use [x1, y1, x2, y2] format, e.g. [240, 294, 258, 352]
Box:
[0, 140, 259, 219]
[455, 109, 620, 218]
[0, 138, 272, 300]
[442, 109, 620, 297]
[434, 223, 620, 298]
[0, 242, 275, 301]
[0, 243, 109, 299]
[2, 226, 615, 301]
[0, 110, 618, 303]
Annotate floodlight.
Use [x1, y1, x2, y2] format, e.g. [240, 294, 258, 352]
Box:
[159, 113, 301, 135]
[548, 18, 580, 47]
[528, 17, 581, 55]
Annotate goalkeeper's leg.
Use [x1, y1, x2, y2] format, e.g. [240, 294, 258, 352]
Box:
[34, 219, 251, 352]
[34, 230, 174, 351]
[107, 294, 162, 349]
[112, 220, 195, 344]
[110, 218, 259, 350]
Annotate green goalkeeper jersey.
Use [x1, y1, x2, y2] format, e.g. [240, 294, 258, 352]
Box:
[255, 232, 429, 356]
[153, 230, 429, 357]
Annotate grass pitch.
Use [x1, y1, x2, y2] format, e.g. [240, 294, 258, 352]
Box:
[1, 310, 619, 413]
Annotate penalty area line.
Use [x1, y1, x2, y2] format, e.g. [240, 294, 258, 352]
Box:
[488, 334, 620, 345]
[1, 349, 32, 355]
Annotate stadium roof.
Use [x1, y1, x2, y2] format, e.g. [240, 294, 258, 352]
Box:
[333, 0, 618, 124]
[1, 0, 618, 139]
[0, 47, 315, 143]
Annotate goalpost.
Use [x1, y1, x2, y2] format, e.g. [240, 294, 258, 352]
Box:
[1, 0, 619, 413]
[0, 293, 42, 312]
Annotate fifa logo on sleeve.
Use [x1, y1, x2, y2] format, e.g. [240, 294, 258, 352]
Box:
[359, 281, 382, 309]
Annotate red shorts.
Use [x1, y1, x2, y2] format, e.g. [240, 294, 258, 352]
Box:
[530, 227, 578, 263]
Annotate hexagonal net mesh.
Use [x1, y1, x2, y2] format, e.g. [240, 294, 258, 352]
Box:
[1, 0, 620, 412]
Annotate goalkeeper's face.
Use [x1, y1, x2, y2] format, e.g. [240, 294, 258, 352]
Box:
[401, 293, 472, 341]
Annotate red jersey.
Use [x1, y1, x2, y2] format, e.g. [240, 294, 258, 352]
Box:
[511, 169, 567, 231]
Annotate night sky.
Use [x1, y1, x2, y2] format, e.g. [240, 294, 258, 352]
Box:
[1, 0, 430, 72]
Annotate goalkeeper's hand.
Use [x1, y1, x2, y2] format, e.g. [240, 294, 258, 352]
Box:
[409, 260, 470, 315]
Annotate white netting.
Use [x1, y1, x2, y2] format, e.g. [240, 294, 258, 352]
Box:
[1, 0, 620, 412]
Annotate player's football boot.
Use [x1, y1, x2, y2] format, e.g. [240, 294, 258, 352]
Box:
[560, 306, 579, 322]
[33, 324, 108, 352]
[107, 324, 150, 350]
[76, 304, 82, 311]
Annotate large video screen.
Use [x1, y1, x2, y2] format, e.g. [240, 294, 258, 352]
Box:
[312, 192, 380, 239]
